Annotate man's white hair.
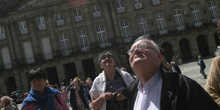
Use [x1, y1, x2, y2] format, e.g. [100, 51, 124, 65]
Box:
[134, 35, 160, 52]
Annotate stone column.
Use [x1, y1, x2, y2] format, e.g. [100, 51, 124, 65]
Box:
[75, 60, 85, 80]
[56, 64, 66, 84]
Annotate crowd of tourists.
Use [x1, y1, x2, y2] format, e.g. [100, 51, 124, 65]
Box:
[1, 20, 220, 110]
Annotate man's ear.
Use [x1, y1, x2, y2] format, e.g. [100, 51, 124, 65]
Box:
[157, 52, 163, 61]
[100, 63, 105, 69]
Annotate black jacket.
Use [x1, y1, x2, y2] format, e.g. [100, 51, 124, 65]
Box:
[172, 64, 182, 74]
[123, 67, 219, 110]
[70, 86, 90, 110]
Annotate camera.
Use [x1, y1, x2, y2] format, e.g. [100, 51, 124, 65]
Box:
[113, 93, 118, 99]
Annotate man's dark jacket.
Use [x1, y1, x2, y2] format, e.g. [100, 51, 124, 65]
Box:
[70, 86, 90, 110]
[123, 67, 219, 110]
[172, 64, 182, 74]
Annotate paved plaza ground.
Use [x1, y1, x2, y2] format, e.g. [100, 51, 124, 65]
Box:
[179, 56, 214, 88]
[17, 56, 215, 109]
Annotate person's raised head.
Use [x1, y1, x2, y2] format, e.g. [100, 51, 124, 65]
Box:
[98, 51, 113, 64]
[127, 36, 160, 57]
[98, 51, 116, 69]
[86, 77, 92, 83]
[127, 35, 163, 84]
[73, 77, 81, 86]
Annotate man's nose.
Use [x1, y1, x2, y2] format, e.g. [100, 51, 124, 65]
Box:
[133, 47, 140, 55]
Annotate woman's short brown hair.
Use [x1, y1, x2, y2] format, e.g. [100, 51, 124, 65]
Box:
[72, 77, 81, 86]
[29, 68, 47, 82]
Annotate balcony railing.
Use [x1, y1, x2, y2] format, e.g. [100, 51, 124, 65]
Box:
[13, 0, 68, 12]
[149, 18, 217, 36]
[134, 3, 143, 10]
[176, 25, 185, 31]
[212, 18, 219, 23]
[93, 12, 101, 18]
[127, 17, 218, 43]
[100, 43, 111, 48]
[4, 63, 12, 69]
[20, 28, 28, 35]
[56, 20, 65, 26]
[117, 7, 125, 13]
[26, 57, 35, 64]
[81, 47, 90, 52]
[124, 37, 132, 43]
[43, 53, 53, 60]
[75, 16, 83, 22]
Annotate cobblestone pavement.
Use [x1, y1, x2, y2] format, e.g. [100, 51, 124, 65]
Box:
[17, 57, 215, 109]
[179, 56, 214, 88]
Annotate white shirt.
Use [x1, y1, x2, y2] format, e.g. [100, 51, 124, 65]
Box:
[172, 66, 177, 72]
[134, 72, 162, 110]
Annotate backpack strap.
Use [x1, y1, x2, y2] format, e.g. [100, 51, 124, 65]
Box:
[55, 94, 62, 106]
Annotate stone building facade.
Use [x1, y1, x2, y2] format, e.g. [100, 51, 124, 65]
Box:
[0, 0, 219, 95]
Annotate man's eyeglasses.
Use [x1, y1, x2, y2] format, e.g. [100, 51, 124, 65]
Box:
[127, 42, 157, 56]
[101, 54, 112, 60]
